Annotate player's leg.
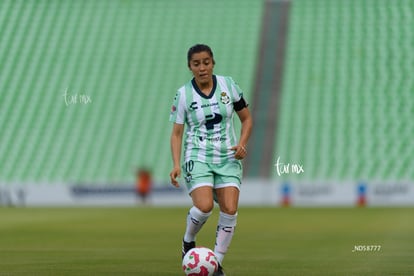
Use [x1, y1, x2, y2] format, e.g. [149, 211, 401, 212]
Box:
[182, 161, 214, 258]
[214, 186, 239, 264]
[184, 186, 214, 243]
[212, 161, 242, 269]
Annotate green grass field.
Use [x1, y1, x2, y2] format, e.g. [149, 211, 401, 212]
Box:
[1, 207, 413, 275]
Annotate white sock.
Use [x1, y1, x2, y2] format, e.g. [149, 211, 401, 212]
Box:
[183, 206, 212, 243]
[214, 211, 237, 264]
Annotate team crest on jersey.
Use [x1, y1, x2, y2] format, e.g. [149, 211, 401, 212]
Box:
[220, 92, 230, 104]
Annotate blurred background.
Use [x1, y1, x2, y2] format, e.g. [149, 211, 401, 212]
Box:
[1, 0, 413, 206]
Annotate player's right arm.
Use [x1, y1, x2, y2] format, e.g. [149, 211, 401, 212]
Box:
[170, 123, 184, 187]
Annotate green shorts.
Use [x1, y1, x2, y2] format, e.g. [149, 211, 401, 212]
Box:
[182, 160, 242, 194]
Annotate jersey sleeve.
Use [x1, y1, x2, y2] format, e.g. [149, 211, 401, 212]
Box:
[228, 77, 244, 102]
[169, 90, 186, 124]
[226, 77, 249, 112]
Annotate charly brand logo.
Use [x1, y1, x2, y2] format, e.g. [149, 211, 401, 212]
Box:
[274, 156, 304, 176]
[63, 88, 92, 106]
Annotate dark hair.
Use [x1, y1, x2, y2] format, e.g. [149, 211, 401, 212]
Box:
[187, 44, 215, 67]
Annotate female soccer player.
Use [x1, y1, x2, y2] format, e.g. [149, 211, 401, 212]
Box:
[169, 44, 252, 275]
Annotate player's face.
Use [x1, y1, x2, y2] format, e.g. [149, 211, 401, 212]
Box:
[189, 51, 214, 87]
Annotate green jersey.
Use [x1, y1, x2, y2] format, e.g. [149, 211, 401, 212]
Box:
[170, 75, 245, 164]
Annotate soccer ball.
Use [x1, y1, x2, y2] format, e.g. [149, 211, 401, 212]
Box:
[182, 247, 219, 276]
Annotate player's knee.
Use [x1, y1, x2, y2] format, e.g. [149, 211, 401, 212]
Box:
[196, 203, 214, 213]
[220, 205, 238, 215]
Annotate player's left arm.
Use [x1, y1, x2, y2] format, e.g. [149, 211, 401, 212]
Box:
[232, 105, 252, 160]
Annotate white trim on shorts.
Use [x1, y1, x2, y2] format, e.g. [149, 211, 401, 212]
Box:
[214, 182, 240, 190]
[187, 182, 240, 194]
[188, 182, 213, 194]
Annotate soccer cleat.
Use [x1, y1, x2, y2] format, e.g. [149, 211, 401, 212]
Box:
[182, 240, 195, 259]
[213, 263, 226, 276]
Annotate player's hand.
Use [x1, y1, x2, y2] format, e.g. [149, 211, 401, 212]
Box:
[230, 144, 247, 160]
[169, 167, 181, 188]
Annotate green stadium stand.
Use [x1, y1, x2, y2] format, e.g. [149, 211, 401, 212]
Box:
[0, 0, 262, 185]
[3, 0, 412, 186]
[275, 0, 414, 181]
